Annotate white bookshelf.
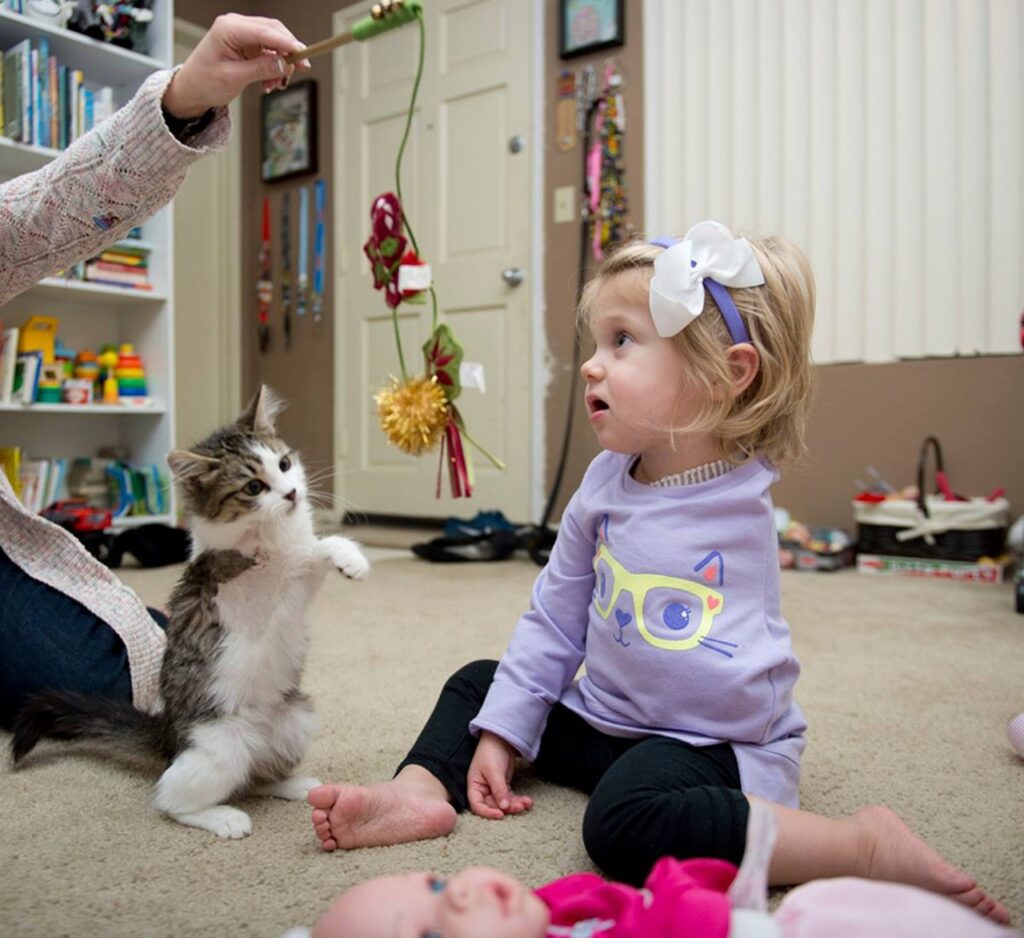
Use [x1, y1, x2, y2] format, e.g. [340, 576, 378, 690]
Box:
[0, 1, 176, 531]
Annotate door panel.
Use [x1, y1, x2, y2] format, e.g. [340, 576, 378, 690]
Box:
[334, 0, 532, 519]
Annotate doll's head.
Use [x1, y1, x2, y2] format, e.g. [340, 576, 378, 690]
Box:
[578, 221, 816, 468]
[311, 866, 550, 938]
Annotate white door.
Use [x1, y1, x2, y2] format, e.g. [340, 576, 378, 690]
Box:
[173, 22, 242, 450]
[333, 0, 534, 520]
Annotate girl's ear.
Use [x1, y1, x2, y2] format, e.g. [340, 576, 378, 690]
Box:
[725, 343, 760, 396]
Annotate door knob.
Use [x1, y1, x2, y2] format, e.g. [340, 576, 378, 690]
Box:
[501, 267, 525, 287]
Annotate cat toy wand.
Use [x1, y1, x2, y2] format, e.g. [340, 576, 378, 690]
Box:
[283, 0, 423, 65]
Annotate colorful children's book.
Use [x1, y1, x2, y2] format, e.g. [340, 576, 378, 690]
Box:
[12, 350, 43, 403]
[0, 446, 21, 497]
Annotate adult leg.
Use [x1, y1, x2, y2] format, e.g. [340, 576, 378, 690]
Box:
[0, 546, 167, 728]
[581, 735, 749, 886]
[308, 659, 498, 850]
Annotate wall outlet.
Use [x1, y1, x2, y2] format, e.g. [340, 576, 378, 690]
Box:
[554, 186, 576, 224]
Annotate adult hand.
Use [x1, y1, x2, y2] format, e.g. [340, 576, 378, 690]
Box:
[467, 730, 534, 820]
[163, 13, 311, 120]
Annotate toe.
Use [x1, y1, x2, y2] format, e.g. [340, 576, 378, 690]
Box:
[308, 785, 340, 809]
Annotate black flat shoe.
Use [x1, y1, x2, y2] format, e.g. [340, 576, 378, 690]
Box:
[411, 529, 519, 563]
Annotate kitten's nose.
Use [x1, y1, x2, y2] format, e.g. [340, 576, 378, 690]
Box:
[285, 489, 297, 502]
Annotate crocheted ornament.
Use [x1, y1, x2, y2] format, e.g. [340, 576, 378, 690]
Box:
[363, 192, 407, 309]
[375, 375, 448, 456]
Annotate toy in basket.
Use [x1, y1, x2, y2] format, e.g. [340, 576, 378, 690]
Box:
[853, 437, 1009, 563]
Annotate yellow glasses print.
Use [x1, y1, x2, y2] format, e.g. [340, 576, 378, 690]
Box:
[592, 542, 725, 651]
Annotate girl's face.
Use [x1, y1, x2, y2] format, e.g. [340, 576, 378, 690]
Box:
[313, 867, 550, 938]
[581, 271, 714, 476]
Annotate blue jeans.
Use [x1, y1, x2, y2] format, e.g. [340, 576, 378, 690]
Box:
[0, 545, 166, 729]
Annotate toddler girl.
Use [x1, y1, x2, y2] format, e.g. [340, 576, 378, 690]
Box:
[308, 222, 1007, 923]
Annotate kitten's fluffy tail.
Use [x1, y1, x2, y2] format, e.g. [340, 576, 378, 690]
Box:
[10, 691, 174, 764]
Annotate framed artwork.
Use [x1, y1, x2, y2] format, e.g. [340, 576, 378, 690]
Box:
[260, 80, 318, 183]
[559, 0, 625, 60]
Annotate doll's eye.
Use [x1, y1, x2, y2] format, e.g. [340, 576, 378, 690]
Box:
[279, 455, 291, 472]
[427, 876, 446, 893]
[244, 479, 265, 496]
[421, 932, 442, 938]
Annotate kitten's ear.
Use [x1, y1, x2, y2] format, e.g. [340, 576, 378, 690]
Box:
[167, 450, 219, 481]
[239, 385, 286, 435]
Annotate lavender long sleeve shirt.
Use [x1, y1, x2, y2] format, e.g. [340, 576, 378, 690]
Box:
[470, 451, 806, 807]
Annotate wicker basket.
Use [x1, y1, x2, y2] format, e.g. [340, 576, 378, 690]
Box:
[853, 437, 1009, 562]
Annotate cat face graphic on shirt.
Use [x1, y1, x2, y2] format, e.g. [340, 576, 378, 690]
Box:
[592, 514, 737, 658]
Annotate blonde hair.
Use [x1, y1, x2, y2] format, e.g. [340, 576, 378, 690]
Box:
[577, 233, 817, 467]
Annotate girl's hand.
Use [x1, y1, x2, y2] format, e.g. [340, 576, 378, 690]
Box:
[163, 14, 312, 120]
[467, 731, 534, 819]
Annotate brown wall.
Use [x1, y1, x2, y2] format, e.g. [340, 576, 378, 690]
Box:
[775, 356, 1024, 528]
[540, 0, 644, 524]
[177, 0, 355, 482]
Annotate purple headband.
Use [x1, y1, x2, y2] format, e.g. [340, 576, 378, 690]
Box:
[649, 235, 753, 345]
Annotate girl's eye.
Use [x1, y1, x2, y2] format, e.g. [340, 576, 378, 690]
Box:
[245, 479, 264, 496]
[615, 331, 633, 348]
[279, 455, 291, 472]
[427, 877, 446, 894]
[421, 932, 442, 938]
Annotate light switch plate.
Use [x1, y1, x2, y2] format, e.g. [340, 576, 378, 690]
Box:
[554, 186, 576, 224]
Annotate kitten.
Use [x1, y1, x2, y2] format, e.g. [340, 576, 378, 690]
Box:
[11, 386, 369, 839]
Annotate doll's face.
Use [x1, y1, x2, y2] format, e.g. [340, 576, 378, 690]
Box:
[313, 867, 550, 938]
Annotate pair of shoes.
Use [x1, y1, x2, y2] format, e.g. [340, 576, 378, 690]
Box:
[443, 509, 514, 539]
[411, 528, 519, 563]
[515, 525, 557, 567]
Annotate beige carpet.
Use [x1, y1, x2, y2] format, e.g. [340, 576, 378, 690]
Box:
[2, 550, 1022, 935]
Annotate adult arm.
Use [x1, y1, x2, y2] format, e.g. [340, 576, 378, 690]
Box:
[0, 13, 306, 306]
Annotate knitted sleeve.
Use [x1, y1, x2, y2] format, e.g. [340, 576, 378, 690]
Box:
[0, 68, 230, 306]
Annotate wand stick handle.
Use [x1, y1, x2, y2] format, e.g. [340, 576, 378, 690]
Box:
[284, 31, 355, 64]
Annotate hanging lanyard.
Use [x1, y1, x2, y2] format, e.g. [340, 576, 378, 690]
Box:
[281, 191, 292, 347]
[297, 186, 309, 318]
[312, 179, 326, 323]
[257, 196, 272, 353]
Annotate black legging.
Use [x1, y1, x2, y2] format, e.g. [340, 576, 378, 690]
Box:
[397, 659, 750, 885]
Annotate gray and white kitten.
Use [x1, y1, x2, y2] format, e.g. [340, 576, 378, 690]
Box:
[11, 385, 368, 839]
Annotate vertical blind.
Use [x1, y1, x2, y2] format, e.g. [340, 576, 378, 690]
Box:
[644, 0, 1023, 363]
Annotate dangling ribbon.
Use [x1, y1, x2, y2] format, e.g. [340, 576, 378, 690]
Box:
[281, 191, 292, 347]
[257, 196, 272, 353]
[296, 185, 309, 318]
[312, 179, 326, 324]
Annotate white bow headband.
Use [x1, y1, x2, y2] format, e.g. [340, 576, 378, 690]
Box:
[648, 221, 765, 342]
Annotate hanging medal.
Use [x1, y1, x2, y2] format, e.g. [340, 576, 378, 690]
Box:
[257, 196, 272, 353]
[296, 185, 310, 319]
[311, 179, 326, 323]
[281, 191, 293, 347]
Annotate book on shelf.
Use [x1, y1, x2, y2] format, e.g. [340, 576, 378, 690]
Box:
[0, 445, 20, 497]
[1, 35, 113, 149]
[11, 350, 42, 403]
[0, 326, 18, 403]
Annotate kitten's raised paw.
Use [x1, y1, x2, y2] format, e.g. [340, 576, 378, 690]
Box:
[326, 537, 370, 580]
[170, 805, 252, 839]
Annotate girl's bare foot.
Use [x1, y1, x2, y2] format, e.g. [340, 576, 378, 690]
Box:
[850, 806, 1010, 924]
[307, 771, 456, 851]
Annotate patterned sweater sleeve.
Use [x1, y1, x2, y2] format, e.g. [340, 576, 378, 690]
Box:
[0, 68, 230, 306]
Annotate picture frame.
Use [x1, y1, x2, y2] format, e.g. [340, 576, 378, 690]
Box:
[260, 80, 318, 183]
[559, 0, 625, 60]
